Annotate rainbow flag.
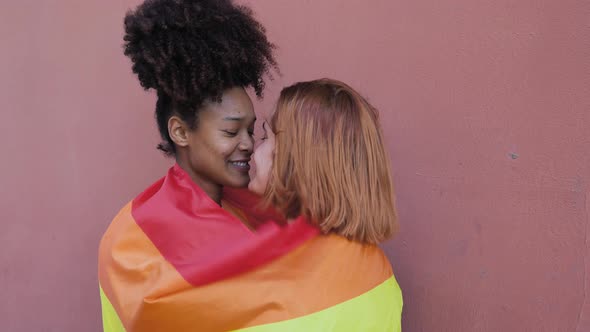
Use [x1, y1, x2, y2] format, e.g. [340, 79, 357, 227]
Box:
[98, 164, 403, 331]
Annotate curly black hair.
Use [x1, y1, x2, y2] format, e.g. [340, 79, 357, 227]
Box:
[123, 0, 277, 155]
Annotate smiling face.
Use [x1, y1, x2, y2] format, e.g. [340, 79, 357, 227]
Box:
[170, 87, 256, 201]
[248, 122, 275, 195]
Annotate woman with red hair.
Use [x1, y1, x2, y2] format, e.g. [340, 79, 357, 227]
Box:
[248, 78, 403, 330]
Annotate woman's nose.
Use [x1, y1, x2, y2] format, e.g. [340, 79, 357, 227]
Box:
[239, 133, 254, 152]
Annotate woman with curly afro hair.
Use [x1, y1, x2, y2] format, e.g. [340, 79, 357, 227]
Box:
[98, 1, 323, 331]
[123, 0, 277, 198]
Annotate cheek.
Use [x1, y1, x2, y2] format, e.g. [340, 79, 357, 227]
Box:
[197, 136, 236, 158]
[263, 145, 275, 170]
[253, 145, 272, 177]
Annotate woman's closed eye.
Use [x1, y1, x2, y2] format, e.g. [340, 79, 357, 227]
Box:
[222, 129, 255, 138]
[222, 130, 237, 136]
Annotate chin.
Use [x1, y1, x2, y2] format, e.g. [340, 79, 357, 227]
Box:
[247, 181, 256, 193]
[248, 180, 263, 195]
[228, 176, 250, 189]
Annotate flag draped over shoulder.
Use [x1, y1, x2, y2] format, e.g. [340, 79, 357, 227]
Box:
[98, 164, 403, 331]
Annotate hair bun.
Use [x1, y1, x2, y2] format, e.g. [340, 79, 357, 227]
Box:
[123, 0, 276, 104]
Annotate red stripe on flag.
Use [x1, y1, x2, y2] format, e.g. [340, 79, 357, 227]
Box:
[132, 164, 319, 286]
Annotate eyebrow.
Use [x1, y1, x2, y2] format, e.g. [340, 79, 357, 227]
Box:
[223, 116, 257, 122]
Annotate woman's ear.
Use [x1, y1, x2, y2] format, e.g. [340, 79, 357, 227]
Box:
[168, 116, 190, 148]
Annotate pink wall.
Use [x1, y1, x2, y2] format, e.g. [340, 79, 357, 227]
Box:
[1, 0, 588, 331]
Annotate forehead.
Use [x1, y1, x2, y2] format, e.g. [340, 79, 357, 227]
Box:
[201, 87, 255, 120]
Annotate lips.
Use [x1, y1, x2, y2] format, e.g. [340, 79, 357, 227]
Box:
[229, 159, 251, 172]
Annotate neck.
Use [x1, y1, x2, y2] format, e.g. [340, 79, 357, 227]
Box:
[176, 159, 223, 206]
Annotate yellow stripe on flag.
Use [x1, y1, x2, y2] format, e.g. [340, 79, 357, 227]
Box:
[235, 275, 403, 332]
[100, 284, 126, 332]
